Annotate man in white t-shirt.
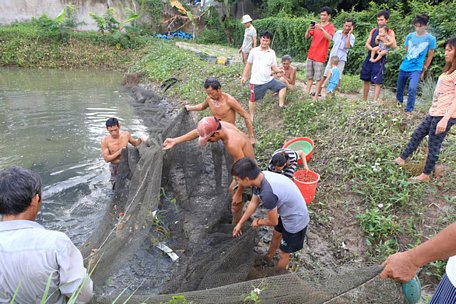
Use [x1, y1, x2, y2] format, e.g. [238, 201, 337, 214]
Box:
[239, 14, 257, 65]
[241, 30, 287, 120]
[381, 222, 456, 303]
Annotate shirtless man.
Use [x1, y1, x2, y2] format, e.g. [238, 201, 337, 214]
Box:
[185, 77, 255, 145]
[275, 55, 296, 89]
[163, 116, 255, 224]
[101, 117, 145, 188]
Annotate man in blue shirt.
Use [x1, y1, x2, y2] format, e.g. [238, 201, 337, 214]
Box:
[396, 14, 436, 112]
[232, 157, 310, 270]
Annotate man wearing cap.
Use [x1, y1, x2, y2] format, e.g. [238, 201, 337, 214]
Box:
[185, 77, 255, 145]
[232, 157, 310, 270]
[162, 116, 254, 224]
[239, 14, 257, 65]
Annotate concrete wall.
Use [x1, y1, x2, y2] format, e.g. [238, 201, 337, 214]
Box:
[0, 0, 139, 30]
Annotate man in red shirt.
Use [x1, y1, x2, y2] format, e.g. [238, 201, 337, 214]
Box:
[305, 6, 335, 99]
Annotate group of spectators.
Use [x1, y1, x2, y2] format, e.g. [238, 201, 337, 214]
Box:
[239, 8, 437, 113]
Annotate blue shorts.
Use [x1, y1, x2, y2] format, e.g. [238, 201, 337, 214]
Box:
[250, 79, 286, 102]
[360, 56, 386, 84]
[274, 217, 307, 253]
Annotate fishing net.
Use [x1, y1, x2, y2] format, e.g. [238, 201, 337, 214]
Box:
[81, 86, 404, 303]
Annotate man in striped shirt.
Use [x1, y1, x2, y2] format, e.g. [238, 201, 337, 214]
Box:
[267, 148, 307, 179]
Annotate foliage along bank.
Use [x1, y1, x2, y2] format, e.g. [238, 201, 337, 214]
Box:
[200, 0, 455, 87]
[0, 22, 146, 70]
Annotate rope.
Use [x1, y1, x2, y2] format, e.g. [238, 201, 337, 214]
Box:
[320, 266, 383, 304]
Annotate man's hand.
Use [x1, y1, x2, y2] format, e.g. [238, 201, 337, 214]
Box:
[436, 118, 448, 135]
[241, 77, 248, 86]
[184, 105, 192, 112]
[348, 27, 354, 35]
[314, 23, 323, 31]
[233, 223, 243, 237]
[380, 252, 419, 283]
[250, 137, 256, 147]
[162, 138, 176, 150]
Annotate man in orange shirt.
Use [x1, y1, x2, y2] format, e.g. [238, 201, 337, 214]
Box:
[304, 6, 335, 98]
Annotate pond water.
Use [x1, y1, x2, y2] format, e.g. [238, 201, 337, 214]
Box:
[0, 67, 147, 245]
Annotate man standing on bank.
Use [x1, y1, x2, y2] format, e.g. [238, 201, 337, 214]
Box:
[360, 10, 397, 102]
[305, 6, 335, 98]
[185, 77, 255, 145]
[317, 18, 355, 96]
[241, 31, 287, 120]
[239, 14, 257, 65]
[232, 157, 310, 270]
[396, 14, 436, 112]
[0, 167, 93, 303]
[101, 117, 147, 188]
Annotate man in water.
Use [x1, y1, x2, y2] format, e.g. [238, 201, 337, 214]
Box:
[163, 116, 255, 224]
[185, 77, 255, 145]
[0, 166, 93, 303]
[101, 117, 146, 188]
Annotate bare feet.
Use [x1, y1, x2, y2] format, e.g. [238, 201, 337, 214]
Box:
[408, 173, 430, 183]
[394, 157, 406, 165]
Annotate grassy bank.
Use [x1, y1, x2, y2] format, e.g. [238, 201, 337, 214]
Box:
[2, 24, 455, 288]
[0, 23, 146, 70]
[136, 40, 456, 286]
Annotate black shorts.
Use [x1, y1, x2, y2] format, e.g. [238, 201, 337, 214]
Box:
[359, 56, 386, 84]
[274, 217, 307, 253]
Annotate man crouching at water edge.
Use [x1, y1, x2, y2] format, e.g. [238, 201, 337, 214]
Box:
[232, 158, 310, 270]
[0, 167, 93, 303]
[101, 117, 147, 188]
[162, 116, 255, 225]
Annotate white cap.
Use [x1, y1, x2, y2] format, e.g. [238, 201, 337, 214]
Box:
[242, 14, 253, 24]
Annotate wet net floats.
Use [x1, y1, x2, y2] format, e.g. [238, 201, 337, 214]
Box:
[81, 88, 404, 303]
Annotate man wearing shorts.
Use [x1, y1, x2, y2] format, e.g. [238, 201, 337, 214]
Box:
[241, 30, 287, 121]
[232, 157, 310, 270]
[360, 10, 397, 101]
[317, 18, 355, 96]
[304, 6, 335, 97]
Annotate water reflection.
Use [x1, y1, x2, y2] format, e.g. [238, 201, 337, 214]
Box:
[0, 67, 147, 245]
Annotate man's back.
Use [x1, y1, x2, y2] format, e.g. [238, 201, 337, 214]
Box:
[0, 220, 92, 304]
[221, 122, 254, 161]
[260, 171, 309, 233]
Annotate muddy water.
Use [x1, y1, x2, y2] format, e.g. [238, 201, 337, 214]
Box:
[0, 67, 147, 245]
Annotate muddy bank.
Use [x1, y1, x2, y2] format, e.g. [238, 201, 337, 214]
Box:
[83, 78, 404, 303]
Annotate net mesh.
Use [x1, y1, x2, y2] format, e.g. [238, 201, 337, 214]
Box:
[81, 90, 403, 303]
